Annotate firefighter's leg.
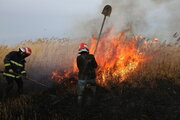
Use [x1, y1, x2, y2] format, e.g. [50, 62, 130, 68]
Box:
[87, 80, 96, 105]
[15, 78, 23, 95]
[91, 86, 96, 96]
[5, 77, 14, 97]
[85, 86, 96, 106]
[77, 80, 85, 105]
[87, 79, 96, 96]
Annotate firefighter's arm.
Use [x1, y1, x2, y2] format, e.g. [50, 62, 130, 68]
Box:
[20, 68, 26, 77]
[92, 56, 98, 69]
[77, 56, 83, 70]
[19, 61, 26, 77]
[17, 66, 27, 80]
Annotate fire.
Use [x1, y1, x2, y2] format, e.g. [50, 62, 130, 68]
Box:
[51, 70, 73, 83]
[90, 29, 148, 85]
[51, 28, 158, 86]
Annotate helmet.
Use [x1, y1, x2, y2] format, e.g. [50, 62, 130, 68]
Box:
[78, 43, 89, 54]
[19, 47, 32, 56]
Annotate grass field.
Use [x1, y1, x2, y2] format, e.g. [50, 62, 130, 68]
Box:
[0, 35, 179, 120]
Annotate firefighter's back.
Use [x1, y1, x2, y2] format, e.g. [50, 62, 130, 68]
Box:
[77, 53, 97, 80]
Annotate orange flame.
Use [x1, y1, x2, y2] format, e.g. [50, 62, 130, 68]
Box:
[90, 29, 146, 85]
[51, 28, 158, 86]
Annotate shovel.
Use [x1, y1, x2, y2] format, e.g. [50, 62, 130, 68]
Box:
[94, 5, 112, 54]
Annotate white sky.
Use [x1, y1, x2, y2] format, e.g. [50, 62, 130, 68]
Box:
[0, 0, 102, 45]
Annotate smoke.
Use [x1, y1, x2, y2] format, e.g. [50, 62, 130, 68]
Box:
[73, 0, 180, 41]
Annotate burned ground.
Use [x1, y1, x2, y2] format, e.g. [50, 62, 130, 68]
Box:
[0, 78, 179, 120]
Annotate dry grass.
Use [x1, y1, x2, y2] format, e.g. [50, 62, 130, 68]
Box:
[126, 41, 180, 88]
[0, 38, 79, 81]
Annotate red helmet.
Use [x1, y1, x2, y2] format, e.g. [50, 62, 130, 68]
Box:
[78, 43, 89, 54]
[19, 47, 32, 56]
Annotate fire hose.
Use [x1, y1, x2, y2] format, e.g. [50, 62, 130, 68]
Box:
[0, 71, 50, 88]
[24, 77, 50, 88]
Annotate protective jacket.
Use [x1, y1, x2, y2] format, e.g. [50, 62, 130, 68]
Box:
[77, 53, 97, 80]
[3, 51, 26, 78]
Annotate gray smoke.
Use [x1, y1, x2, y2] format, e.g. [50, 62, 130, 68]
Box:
[73, 0, 180, 41]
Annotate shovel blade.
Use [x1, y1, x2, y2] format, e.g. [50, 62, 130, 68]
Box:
[102, 5, 112, 17]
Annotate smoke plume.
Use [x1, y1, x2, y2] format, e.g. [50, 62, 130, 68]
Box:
[73, 0, 180, 41]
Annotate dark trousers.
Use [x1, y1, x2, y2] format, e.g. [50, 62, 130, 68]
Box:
[5, 76, 23, 95]
[77, 79, 96, 105]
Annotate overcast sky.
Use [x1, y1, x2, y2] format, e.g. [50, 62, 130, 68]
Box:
[0, 0, 102, 45]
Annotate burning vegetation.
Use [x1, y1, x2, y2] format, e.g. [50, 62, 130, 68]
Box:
[51, 28, 162, 86]
[0, 32, 180, 120]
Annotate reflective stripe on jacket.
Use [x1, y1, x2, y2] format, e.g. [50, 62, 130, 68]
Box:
[3, 72, 21, 78]
[10, 60, 23, 67]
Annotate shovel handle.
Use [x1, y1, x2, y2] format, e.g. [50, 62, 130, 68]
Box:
[94, 15, 107, 54]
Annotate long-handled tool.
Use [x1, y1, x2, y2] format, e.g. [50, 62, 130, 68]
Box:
[94, 5, 112, 54]
[25, 77, 50, 88]
[0, 71, 50, 88]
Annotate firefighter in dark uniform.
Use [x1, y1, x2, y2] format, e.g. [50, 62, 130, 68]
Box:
[77, 43, 98, 105]
[3, 47, 32, 96]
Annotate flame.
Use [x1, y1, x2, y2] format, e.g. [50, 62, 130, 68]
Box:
[51, 70, 72, 83]
[51, 28, 158, 86]
[90, 29, 147, 85]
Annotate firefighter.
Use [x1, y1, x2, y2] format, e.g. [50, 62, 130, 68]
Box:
[77, 43, 98, 105]
[3, 47, 31, 96]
